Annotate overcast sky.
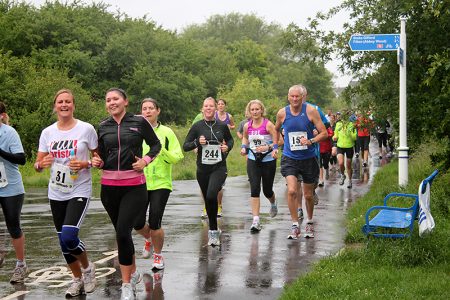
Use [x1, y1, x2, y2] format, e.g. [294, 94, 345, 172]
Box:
[27, 0, 352, 86]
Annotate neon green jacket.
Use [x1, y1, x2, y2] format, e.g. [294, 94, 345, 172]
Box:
[143, 123, 184, 191]
[333, 121, 357, 148]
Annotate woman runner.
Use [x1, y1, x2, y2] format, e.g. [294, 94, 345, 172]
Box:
[91, 88, 161, 300]
[139, 98, 183, 270]
[0, 101, 27, 284]
[240, 100, 278, 233]
[183, 97, 234, 247]
[35, 89, 97, 297]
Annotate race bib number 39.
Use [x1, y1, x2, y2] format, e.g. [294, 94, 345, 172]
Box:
[0, 161, 8, 188]
[201, 144, 222, 165]
[288, 131, 307, 151]
[49, 163, 75, 193]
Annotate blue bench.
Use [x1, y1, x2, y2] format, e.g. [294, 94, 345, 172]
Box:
[362, 170, 439, 238]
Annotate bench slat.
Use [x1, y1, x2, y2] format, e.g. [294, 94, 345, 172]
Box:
[369, 210, 413, 228]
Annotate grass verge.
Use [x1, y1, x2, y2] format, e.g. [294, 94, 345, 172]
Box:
[280, 141, 450, 299]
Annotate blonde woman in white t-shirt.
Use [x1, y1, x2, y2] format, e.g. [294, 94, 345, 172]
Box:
[34, 89, 98, 297]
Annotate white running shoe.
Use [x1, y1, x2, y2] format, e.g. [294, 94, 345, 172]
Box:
[81, 261, 97, 293]
[250, 222, 262, 233]
[304, 223, 315, 238]
[152, 253, 165, 270]
[120, 283, 135, 300]
[65, 278, 84, 297]
[142, 239, 152, 259]
[10, 264, 28, 284]
[208, 230, 221, 246]
[287, 225, 300, 240]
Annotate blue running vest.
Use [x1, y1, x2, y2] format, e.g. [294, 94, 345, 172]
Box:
[282, 103, 316, 160]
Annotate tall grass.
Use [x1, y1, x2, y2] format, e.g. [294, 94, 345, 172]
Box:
[280, 140, 450, 299]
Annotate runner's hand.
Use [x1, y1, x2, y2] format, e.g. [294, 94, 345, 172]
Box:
[91, 152, 103, 168]
[132, 155, 147, 172]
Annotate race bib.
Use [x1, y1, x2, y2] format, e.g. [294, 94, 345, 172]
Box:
[288, 131, 307, 151]
[49, 163, 75, 193]
[249, 135, 266, 151]
[0, 162, 8, 188]
[201, 144, 222, 165]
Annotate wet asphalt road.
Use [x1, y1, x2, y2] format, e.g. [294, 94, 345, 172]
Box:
[0, 146, 390, 300]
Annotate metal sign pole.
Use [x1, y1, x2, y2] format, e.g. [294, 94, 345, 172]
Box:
[398, 17, 409, 186]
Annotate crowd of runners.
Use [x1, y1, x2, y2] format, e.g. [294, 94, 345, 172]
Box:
[0, 84, 394, 299]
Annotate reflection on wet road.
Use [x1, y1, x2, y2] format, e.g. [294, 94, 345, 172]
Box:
[0, 146, 390, 299]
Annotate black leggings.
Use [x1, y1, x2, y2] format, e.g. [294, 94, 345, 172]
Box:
[0, 194, 24, 239]
[377, 132, 388, 148]
[247, 159, 276, 198]
[50, 197, 89, 264]
[197, 166, 227, 230]
[319, 152, 331, 169]
[147, 189, 171, 230]
[101, 184, 147, 265]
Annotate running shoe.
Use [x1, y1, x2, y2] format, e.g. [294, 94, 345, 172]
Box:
[355, 153, 359, 158]
[298, 208, 304, 220]
[201, 207, 207, 219]
[120, 283, 135, 300]
[339, 174, 346, 185]
[304, 223, 315, 238]
[269, 201, 278, 218]
[379, 155, 382, 159]
[347, 180, 353, 189]
[131, 270, 142, 288]
[152, 253, 165, 270]
[217, 205, 223, 217]
[287, 224, 300, 240]
[250, 222, 262, 233]
[65, 278, 84, 297]
[81, 261, 97, 293]
[142, 238, 152, 259]
[10, 264, 28, 284]
[207, 230, 221, 246]
[362, 161, 368, 168]
[318, 181, 324, 187]
[313, 192, 319, 205]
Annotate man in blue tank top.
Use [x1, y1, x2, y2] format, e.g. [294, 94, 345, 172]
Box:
[273, 85, 327, 240]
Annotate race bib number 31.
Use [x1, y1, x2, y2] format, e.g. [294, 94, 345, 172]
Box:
[288, 131, 307, 151]
[49, 163, 75, 193]
[201, 144, 222, 165]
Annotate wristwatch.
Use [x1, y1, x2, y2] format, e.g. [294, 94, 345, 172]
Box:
[309, 138, 316, 144]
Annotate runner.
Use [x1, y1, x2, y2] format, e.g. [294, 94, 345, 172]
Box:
[273, 85, 327, 239]
[139, 98, 184, 270]
[240, 100, 278, 233]
[0, 101, 27, 284]
[355, 111, 374, 167]
[34, 89, 97, 297]
[214, 99, 235, 217]
[183, 97, 234, 247]
[318, 125, 334, 187]
[91, 88, 161, 300]
[333, 111, 357, 189]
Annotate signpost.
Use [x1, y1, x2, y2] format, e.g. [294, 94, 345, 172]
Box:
[348, 20, 408, 186]
[348, 34, 400, 51]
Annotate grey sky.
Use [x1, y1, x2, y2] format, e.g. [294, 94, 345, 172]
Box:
[28, 0, 351, 86]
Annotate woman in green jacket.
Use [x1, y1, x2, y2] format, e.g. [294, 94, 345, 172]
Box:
[333, 113, 357, 188]
[139, 98, 184, 270]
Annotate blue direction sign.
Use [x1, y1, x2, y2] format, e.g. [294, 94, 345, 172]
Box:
[348, 34, 400, 51]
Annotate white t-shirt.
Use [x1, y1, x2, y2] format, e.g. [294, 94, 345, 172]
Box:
[38, 120, 98, 200]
